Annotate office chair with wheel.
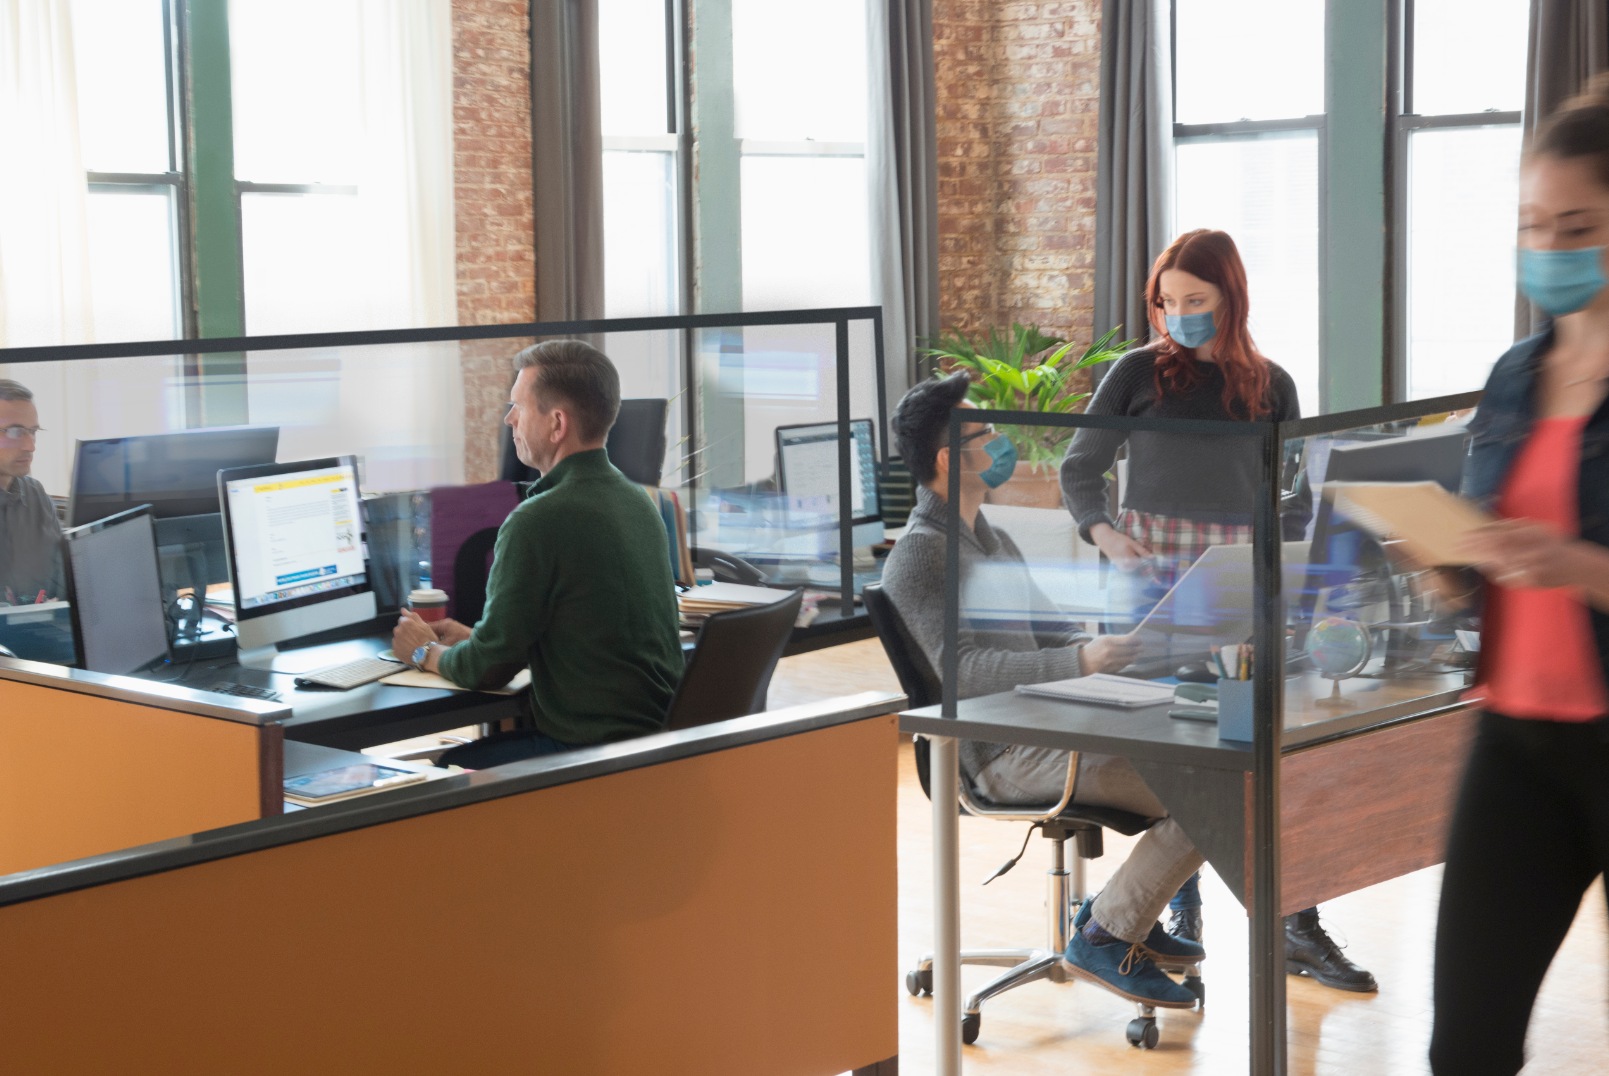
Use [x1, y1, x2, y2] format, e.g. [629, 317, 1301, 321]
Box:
[862, 583, 1201, 1050]
[665, 588, 802, 730]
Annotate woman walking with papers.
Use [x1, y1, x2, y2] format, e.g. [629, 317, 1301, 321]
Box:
[1059, 229, 1376, 993]
[1431, 77, 1609, 1076]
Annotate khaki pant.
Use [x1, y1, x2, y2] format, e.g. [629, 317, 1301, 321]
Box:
[972, 744, 1205, 944]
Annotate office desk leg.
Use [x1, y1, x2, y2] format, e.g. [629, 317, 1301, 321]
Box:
[931, 734, 962, 1076]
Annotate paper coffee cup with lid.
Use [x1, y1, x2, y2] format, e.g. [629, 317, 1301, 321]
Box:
[409, 588, 449, 622]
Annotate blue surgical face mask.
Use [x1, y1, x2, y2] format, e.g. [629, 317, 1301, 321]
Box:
[1165, 310, 1217, 349]
[1519, 246, 1608, 317]
[976, 434, 1018, 489]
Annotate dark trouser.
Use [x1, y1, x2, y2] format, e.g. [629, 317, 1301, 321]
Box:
[1431, 711, 1609, 1076]
[437, 729, 583, 769]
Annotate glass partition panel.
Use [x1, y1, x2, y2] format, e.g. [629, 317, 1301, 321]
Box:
[941, 411, 1272, 712]
[692, 321, 874, 608]
[1281, 409, 1476, 738]
[0, 309, 886, 668]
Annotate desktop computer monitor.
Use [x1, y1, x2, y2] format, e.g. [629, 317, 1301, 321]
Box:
[217, 455, 376, 655]
[68, 426, 279, 527]
[63, 505, 171, 675]
[775, 419, 883, 547]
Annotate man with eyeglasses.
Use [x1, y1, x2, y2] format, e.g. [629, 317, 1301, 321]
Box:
[880, 371, 1208, 1010]
[0, 379, 63, 606]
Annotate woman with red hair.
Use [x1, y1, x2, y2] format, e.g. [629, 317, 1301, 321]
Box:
[1059, 229, 1377, 994]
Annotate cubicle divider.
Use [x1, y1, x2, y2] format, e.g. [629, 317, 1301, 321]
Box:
[0, 657, 283, 877]
[0, 307, 893, 658]
[0, 691, 904, 1076]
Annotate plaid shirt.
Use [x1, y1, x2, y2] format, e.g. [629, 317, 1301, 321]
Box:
[1115, 508, 1253, 591]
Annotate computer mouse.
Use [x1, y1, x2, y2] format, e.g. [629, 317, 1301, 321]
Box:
[1175, 661, 1220, 684]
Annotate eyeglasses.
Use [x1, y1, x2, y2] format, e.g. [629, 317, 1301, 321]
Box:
[958, 426, 996, 446]
[0, 426, 41, 441]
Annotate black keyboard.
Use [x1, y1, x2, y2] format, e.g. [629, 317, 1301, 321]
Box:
[203, 681, 283, 703]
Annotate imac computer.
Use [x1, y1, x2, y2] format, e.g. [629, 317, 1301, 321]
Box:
[63, 505, 171, 676]
[217, 455, 375, 662]
[68, 426, 279, 527]
[775, 419, 883, 549]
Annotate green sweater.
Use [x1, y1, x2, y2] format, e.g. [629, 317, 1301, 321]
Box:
[437, 449, 684, 744]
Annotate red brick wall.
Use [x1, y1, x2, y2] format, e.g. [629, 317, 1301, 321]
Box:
[933, 2, 1101, 353]
[453, 0, 536, 482]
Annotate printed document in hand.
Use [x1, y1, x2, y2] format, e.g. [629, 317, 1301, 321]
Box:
[1015, 673, 1177, 708]
[1323, 481, 1493, 566]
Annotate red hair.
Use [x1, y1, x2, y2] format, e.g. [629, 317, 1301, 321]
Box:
[1145, 229, 1271, 420]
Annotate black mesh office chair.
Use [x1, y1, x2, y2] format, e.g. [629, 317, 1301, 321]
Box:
[863, 583, 1199, 1050]
[665, 589, 802, 730]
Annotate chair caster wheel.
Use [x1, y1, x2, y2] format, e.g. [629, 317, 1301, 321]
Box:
[905, 969, 932, 997]
[1184, 974, 1205, 1009]
[1126, 1016, 1158, 1049]
[961, 1012, 981, 1045]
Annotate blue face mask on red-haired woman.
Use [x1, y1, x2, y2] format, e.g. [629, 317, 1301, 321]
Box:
[1165, 311, 1217, 349]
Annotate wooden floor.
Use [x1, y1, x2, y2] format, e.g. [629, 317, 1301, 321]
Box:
[769, 640, 1609, 1075]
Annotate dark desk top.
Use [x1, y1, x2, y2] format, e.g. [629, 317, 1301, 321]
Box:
[183, 634, 520, 750]
[0, 635, 519, 752]
[901, 692, 1255, 771]
[901, 672, 1473, 771]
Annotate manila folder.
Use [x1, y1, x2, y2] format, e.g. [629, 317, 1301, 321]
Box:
[1324, 481, 1492, 566]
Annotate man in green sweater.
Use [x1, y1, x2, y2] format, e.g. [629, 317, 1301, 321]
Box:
[392, 340, 684, 766]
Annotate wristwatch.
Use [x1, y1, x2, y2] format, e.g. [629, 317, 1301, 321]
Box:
[411, 642, 437, 670]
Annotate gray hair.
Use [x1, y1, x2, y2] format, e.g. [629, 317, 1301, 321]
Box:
[511, 340, 621, 443]
[0, 379, 34, 403]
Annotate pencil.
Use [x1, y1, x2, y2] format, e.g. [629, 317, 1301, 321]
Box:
[1211, 645, 1230, 680]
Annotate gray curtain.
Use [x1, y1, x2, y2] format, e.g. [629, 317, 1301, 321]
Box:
[1517, 0, 1609, 337]
[530, 0, 605, 322]
[867, 0, 940, 394]
[1094, 0, 1173, 366]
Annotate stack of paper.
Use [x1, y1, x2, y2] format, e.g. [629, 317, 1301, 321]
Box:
[678, 582, 785, 625]
[1015, 673, 1177, 708]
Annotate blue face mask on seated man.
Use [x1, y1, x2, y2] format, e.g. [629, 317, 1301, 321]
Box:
[1518, 246, 1608, 317]
[1165, 311, 1217, 349]
[977, 434, 1018, 489]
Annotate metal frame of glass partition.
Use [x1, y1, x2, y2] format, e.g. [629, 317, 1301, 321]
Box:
[0, 305, 888, 639]
[930, 389, 1482, 1075]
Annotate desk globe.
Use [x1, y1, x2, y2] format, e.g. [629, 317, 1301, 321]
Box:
[1303, 616, 1372, 709]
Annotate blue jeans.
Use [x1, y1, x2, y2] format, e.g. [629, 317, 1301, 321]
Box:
[1169, 872, 1202, 912]
[437, 729, 583, 769]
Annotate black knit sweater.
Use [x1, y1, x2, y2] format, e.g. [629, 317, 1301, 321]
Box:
[1059, 347, 1309, 541]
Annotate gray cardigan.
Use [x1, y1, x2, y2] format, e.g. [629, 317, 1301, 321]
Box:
[881, 486, 1087, 776]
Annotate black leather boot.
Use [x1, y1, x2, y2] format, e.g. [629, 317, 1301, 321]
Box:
[1167, 905, 1203, 944]
[1285, 908, 1377, 992]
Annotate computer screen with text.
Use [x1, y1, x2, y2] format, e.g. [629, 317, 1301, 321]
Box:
[223, 463, 365, 612]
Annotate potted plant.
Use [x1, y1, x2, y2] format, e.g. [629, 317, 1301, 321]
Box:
[918, 323, 1135, 507]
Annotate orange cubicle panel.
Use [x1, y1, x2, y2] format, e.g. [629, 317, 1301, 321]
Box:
[0, 678, 276, 877]
[0, 714, 899, 1076]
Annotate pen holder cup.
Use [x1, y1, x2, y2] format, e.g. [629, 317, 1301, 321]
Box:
[1216, 679, 1254, 742]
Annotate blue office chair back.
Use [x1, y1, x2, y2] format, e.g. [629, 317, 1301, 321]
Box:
[664, 589, 803, 731]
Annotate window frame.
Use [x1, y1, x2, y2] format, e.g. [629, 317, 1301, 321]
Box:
[81, 0, 196, 341]
[1387, 0, 1523, 401]
[1168, 0, 1330, 407]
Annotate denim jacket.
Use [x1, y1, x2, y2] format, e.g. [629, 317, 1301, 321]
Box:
[1464, 327, 1609, 678]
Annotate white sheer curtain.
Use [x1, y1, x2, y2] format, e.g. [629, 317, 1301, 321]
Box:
[231, 0, 457, 333]
[0, 0, 93, 348]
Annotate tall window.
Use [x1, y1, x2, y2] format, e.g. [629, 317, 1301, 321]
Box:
[599, 0, 680, 320]
[732, 0, 869, 311]
[229, 0, 456, 336]
[1397, 0, 1527, 401]
[73, 0, 185, 344]
[1171, 0, 1324, 415]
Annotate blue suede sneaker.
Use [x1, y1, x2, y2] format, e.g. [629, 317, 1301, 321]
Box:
[1074, 894, 1206, 965]
[1063, 927, 1199, 1008]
